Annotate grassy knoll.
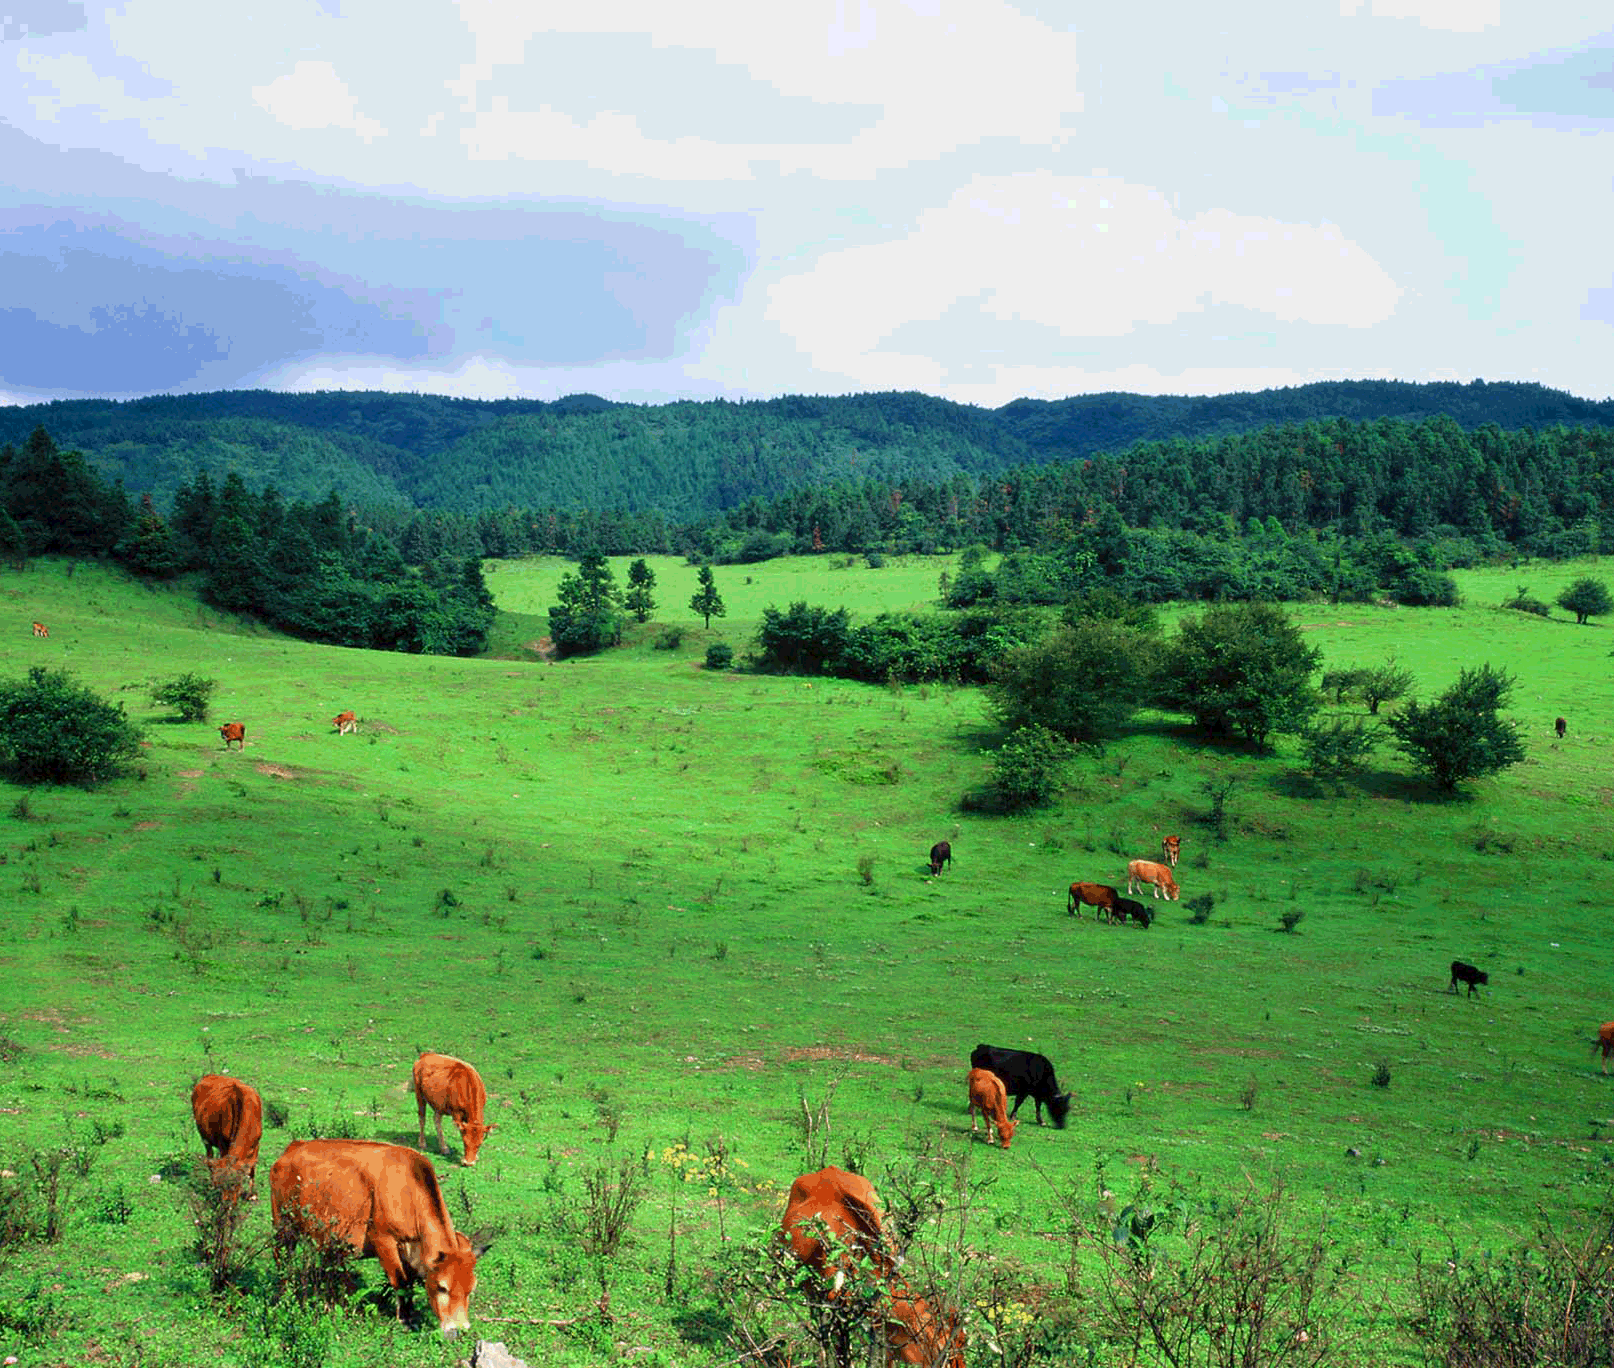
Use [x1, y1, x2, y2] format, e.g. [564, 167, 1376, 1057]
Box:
[0, 553, 1609, 1366]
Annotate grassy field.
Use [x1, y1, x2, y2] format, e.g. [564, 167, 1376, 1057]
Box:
[0, 552, 1611, 1367]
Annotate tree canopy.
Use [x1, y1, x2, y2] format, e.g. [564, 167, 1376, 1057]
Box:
[1159, 603, 1322, 748]
[1384, 664, 1526, 793]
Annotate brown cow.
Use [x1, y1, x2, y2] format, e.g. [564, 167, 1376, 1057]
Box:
[966, 1068, 1017, 1150]
[928, 840, 952, 876]
[333, 710, 358, 735]
[1161, 834, 1181, 867]
[270, 1139, 490, 1338]
[1556, 716, 1567, 739]
[31, 621, 48, 638]
[1127, 859, 1179, 900]
[219, 722, 246, 750]
[1596, 1022, 1614, 1074]
[1067, 881, 1120, 920]
[192, 1074, 263, 1201]
[781, 1166, 964, 1368]
[411, 1053, 495, 1166]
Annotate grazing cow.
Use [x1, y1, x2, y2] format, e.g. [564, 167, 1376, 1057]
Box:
[1067, 881, 1120, 920]
[219, 722, 246, 751]
[928, 840, 952, 876]
[969, 1044, 1072, 1129]
[191, 1074, 263, 1201]
[332, 710, 358, 735]
[1127, 859, 1180, 901]
[270, 1139, 491, 1338]
[1161, 834, 1181, 867]
[1113, 896, 1153, 929]
[781, 1166, 964, 1368]
[411, 1053, 495, 1166]
[1555, 716, 1567, 739]
[1596, 1022, 1614, 1075]
[1449, 960, 1488, 997]
[966, 1068, 1017, 1150]
[31, 621, 47, 638]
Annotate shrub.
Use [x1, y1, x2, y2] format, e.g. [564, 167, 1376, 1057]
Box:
[0, 667, 144, 786]
[1501, 584, 1552, 617]
[1299, 718, 1377, 781]
[1185, 894, 1215, 925]
[704, 643, 733, 670]
[1371, 1059, 1392, 1088]
[654, 627, 685, 651]
[1557, 576, 1612, 625]
[151, 672, 217, 723]
[1385, 664, 1526, 793]
[984, 725, 1073, 812]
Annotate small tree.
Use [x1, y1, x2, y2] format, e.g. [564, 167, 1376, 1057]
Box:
[1299, 717, 1377, 784]
[1557, 576, 1612, 626]
[0, 667, 144, 785]
[984, 725, 1072, 811]
[152, 672, 217, 723]
[987, 620, 1157, 742]
[1158, 602, 1321, 748]
[548, 554, 625, 656]
[690, 564, 727, 630]
[1358, 659, 1414, 715]
[625, 558, 657, 624]
[1385, 663, 1526, 793]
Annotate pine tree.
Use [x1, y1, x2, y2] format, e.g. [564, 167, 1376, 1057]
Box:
[690, 564, 726, 629]
[625, 559, 657, 623]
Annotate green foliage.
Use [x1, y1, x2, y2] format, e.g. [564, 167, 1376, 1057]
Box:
[550, 554, 626, 656]
[0, 667, 143, 785]
[1501, 584, 1552, 617]
[1358, 659, 1414, 715]
[1159, 602, 1322, 747]
[1278, 909, 1306, 933]
[1384, 663, 1527, 793]
[625, 558, 658, 623]
[983, 725, 1073, 811]
[987, 620, 1157, 742]
[1557, 576, 1612, 624]
[654, 627, 685, 651]
[690, 564, 727, 629]
[151, 672, 217, 723]
[705, 643, 734, 671]
[756, 602, 851, 674]
[1298, 717, 1378, 782]
[1320, 667, 1369, 704]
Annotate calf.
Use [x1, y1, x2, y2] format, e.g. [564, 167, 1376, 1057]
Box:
[333, 710, 358, 735]
[1127, 859, 1179, 900]
[1596, 1022, 1614, 1075]
[1113, 896, 1153, 929]
[969, 1044, 1071, 1129]
[966, 1068, 1017, 1150]
[411, 1053, 496, 1165]
[1161, 834, 1181, 867]
[928, 840, 952, 876]
[1067, 882, 1120, 920]
[1555, 716, 1567, 739]
[31, 621, 48, 638]
[1449, 960, 1488, 997]
[219, 722, 246, 751]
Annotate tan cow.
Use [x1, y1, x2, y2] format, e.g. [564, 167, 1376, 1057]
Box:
[270, 1139, 490, 1338]
[332, 710, 358, 735]
[1597, 1022, 1614, 1074]
[966, 1068, 1017, 1150]
[219, 722, 246, 751]
[1161, 834, 1181, 867]
[191, 1074, 263, 1201]
[1067, 881, 1121, 920]
[1127, 859, 1180, 900]
[31, 621, 48, 638]
[411, 1053, 495, 1166]
[781, 1166, 965, 1368]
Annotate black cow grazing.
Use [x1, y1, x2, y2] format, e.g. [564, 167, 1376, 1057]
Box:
[969, 1044, 1071, 1129]
[1449, 960, 1488, 996]
[929, 841, 952, 876]
[1555, 716, 1567, 739]
[1113, 897, 1153, 929]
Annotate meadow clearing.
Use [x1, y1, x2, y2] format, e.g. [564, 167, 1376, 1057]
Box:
[0, 551, 1610, 1367]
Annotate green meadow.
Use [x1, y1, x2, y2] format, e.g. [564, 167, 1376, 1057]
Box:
[1, 552, 1611, 1366]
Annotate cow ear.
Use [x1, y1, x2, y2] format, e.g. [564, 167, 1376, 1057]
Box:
[464, 1228, 496, 1257]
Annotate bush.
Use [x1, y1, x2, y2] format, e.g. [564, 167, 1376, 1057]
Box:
[1299, 718, 1377, 781]
[654, 627, 685, 651]
[1278, 909, 1306, 933]
[1557, 576, 1612, 625]
[1501, 585, 1552, 617]
[1385, 664, 1526, 793]
[151, 672, 216, 723]
[704, 643, 733, 670]
[0, 667, 144, 786]
[983, 725, 1073, 812]
[1185, 894, 1215, 925]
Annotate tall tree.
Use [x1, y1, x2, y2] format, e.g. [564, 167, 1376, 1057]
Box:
[625, 558, 657, 623]
[1384, 663, 1526, 793]
[1556, 577, 1611, 625]
[548, 553, 624, 656]
[1159, 602, 1322, 748]
[690, 564, 726, 630]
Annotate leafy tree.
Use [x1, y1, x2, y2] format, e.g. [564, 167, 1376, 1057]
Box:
[1384, 663, 1526, 793]
[1320, 667, 1369, 705]
[755, 602, 851, 674]
[0, 667, 144, 785]
[690, 564, 726, 629]
[1359, 659, 1414, 715]
[1298, 717, 1377, 784]
[983, 725, 1073, 811]
[625, 559, 657, 623]
[151, 672, 216, 723]
[1557, 576, 1612, 625]
[987, 621, 1157, 742]
[1158, 603, 1322, 747]
[548, 554, 624, 656]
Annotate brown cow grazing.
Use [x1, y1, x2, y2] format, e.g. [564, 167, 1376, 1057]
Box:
[31, 621, 48, 638]
[411, 1053, 495, 1166]
[1127, 859, 1180, 900]
[192, 1074, 263, 1201]
[333, 710, 358, 735]
[781, 1166, 964, 1368]
[966, 1068, 1017, 1150]
[1161, 834, 1181, 867]
[271, 1139, 490, 1337]
[1596, 1022, 1614, 1074]
[1555, 716, 1567, 739]
[928, 840, 952, 876]
[219, 722, 246, 750]
[1068, 881, 1120, 919]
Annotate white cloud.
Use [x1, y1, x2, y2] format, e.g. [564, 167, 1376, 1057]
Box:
[252, 61, 387, 142]
[1339, 0, 1501, 33]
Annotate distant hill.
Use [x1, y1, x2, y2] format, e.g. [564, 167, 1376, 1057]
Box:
[2, 380, 1609, 515]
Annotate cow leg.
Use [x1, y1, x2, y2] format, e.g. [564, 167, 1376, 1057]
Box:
[435, 1111, 448, 1154]
[416, 1089, 428, 1150]
[1006, 1094, 1026, 1121]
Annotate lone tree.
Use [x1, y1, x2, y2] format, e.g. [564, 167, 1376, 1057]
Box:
[1556, 577, 1612, 626]
[1158, 602, 1321, 748]
[151, 672, 217, 722]
[548, 554, 625, 656]
[690, 564, 726, 630]
[0, 666, 144, 785]
[1358, 659, 1414, 715]
[987, 620, 1157, 742]
[1384, 663, 1526, 793]
[624, 559, 657, 624]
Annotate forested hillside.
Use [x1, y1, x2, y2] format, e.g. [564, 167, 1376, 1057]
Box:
[2, 380, 1608, 517]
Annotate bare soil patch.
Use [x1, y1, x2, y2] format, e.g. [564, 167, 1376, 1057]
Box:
[254, 763, 297, 780]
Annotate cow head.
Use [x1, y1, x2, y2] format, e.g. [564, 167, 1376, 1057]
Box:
[995, 1117, 1018, 1151]
[455, 1119, 496, 1166]
[205, 1156, 254, 1204]
[886, 1291, 965, 1368]
[424, 1230, 492, 1338]
[1047, 1092, 1073, 1130]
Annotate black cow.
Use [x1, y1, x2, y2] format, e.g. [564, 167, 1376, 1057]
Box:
[1113, 897, 1153, 929]
[928, 841, 952, 876]
[1449, 960, 1488, 997]
[1555, 716, 1567, 739]
[969, 1044, 1071, 1129]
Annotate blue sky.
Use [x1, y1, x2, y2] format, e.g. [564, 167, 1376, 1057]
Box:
[1, 0, 1609, 407]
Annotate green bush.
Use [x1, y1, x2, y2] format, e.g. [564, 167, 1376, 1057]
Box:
[0, 667, 144, 786]
[151, 672, 217, 722]
[983, 725, 1073, 812]
[704, 643, 733, 670]
[654, 627, 685, 651]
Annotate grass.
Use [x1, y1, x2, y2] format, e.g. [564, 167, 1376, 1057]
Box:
[0, 551, 1610, 1365]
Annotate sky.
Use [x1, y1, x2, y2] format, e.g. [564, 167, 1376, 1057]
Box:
[1, 1, 1611, 409]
